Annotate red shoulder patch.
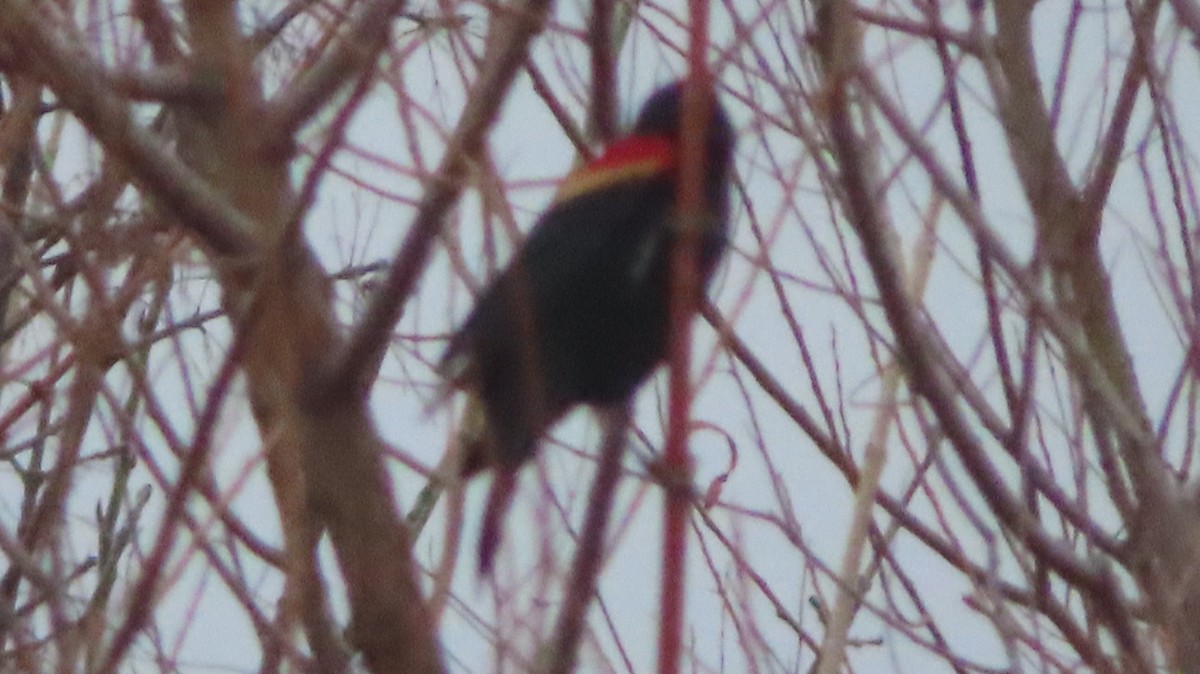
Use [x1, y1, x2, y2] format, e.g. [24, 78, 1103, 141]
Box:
[553, 135, 676, 204]
[587, 135, 676, 172]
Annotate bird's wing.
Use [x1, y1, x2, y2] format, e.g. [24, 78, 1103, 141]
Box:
[516, 176, 671, 288]
[514, 133, 678, 290]
[437, 134, 678, 387]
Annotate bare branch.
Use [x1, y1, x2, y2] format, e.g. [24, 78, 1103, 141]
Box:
[0, 1, 256, 256]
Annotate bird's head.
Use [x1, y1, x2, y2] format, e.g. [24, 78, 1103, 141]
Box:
[631, 80, 735, 185]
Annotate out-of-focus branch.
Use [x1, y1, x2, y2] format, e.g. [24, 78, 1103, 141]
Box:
[990, 2, 1161, 502]
[249, 0, 324, 51]
[541, 403, 629, 674]
[94, 325, 244, 674]
[1168, 0, 1200, 51]
[0, 2, 256, 257]
[1079, 0, 1160, 227]
[132, 0, 183, 63]
[658, 4, 715, 671]
[588, 0, 616, 142]
[320, 0, 555, 399]
[0, 73, 37, 348]
[812, 3, 1149, 668]
[809, 6, 898, 674]
[985, 8, 1200, 669]
[109, 65, 196, 102]
[704, 299, 1121, 669]
[0, 1, 448, 671]
[818, 144, 942, 674]
[262, 0, 413, 147]
[859, 71, 1155, 456]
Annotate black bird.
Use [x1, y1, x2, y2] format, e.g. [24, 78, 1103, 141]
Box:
[438, 80, 735, 570]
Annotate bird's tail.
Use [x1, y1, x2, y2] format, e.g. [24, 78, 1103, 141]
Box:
[478, 469, 518, 574]
[452, 394, 520, 573]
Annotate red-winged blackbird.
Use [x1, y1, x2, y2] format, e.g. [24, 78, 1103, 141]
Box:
[438, 80, 734, 569]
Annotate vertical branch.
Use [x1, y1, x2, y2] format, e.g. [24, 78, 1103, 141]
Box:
[589, 0, 616, 142]
[658, 3, 711, 674]
[0, 75, 40, 637]
[542, 403, 630, 674]
[0, 74, 37, 344]
[989, 1, 1161, 496]
[809, 4, 933, 673]
[816, 200, 942, 674]
[94, 333, 244, 674]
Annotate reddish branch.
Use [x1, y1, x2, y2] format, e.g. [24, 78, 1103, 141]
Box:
[658, 4, 714, 673]
[542, 404, 630, 674]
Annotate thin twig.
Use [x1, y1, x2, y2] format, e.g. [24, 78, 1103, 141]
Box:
[541, 404, 630, 674]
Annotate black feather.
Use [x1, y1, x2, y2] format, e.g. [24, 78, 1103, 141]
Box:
[439, 80, 734, 476]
